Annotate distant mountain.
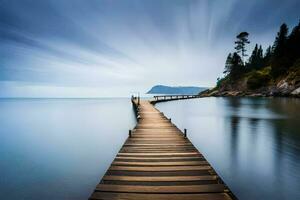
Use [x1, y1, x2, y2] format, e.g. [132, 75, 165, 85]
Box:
[147, 85, 208, 95]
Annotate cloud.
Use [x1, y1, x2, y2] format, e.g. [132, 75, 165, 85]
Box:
[0, 0, 299, 97]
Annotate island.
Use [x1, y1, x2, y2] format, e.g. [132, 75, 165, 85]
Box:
[147, 85, 208, 95]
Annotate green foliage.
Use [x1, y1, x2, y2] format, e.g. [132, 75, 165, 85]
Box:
[216, 77, 222, 88]
[287, 59, 300, 85]
[272, 23, 289, 59]
[224, 52, 245, 80]
[220, 20, 300, 90]
[224, 53, 232, 74]
[247, 44, 264, 70]
[271, 56, 291, 77]
[271, 23, 290, 77]
[216, 77, 226, 88]
[286, 21, 300, 64]
[263, 46, 272, 66]
[235, 32, 250, 63]
[247, 70, 272, 90]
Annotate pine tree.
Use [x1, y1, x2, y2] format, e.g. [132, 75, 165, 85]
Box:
[248, 44, 258, 70]
[271, 23, 290, 77]
[258, 45, 263, 60]
[286, 20, 300, 65]
[223, 52, 244, 80]
[272, 23, 288, 58]
[257, 45, 264, 69]
[251, 44, 259, 61]
[224, 53, 233, 74]
[261, 45, 272, 67]
[248, 44, 264, 70]
[235, 32, 250, 64]
[264, 46, 272, 62]
[229, 53, 244, 79]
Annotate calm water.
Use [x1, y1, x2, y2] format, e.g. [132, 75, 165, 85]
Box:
[1, 97, 300, 200]
[156, 97, 300, 200]
[0, 98, 135, 200]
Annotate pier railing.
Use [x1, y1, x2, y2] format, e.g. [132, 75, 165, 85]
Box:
[152, 94, 200, 103]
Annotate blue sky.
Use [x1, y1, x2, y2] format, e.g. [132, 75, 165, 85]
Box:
[0, 0, 299, 97]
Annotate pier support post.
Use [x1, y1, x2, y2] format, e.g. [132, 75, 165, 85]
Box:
[129, 130, 132, 138]
[184, 129, 187, 138]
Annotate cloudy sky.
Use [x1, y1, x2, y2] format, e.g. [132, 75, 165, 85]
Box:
[0, 0, 299, 97]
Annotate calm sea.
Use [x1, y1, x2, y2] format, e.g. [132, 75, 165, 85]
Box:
[0, 98, 135, 200]
[156, 97, 300, 200]
[1, 97, 300, 199]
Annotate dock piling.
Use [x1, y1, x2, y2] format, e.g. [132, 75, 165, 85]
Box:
[129, 129, 132, 138]
[89, 99, 236, 200]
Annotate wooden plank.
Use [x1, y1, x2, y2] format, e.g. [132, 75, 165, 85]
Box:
[89, 100, 235, 200]
[115, 156, 203, 161]
[112, 161, 208, 166]
[121, 146, 195, 150]
[103, 175, 217, 182]
[90, 192, 232, 200]
[109, 166, 211, 172]
[128, 139, 186, 141]
[96, 184, 225, 193]
[123, 144, 194, 147]
[118, 152, 200, 156]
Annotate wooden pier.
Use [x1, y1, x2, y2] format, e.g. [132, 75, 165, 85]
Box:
[89, 99, 236, 200]
[153, 95, 200, 103]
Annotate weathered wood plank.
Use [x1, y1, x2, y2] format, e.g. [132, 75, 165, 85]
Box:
[112, 161, 208, 166]
[89, 100, 235, 200]
[96, 184, 225, 193]
[90, 192, 232, 200]
[109, 166, 211, 172]
[115, 156, 204, 161]
[103, 175, 217, 182]
[118, 152, 200, 156]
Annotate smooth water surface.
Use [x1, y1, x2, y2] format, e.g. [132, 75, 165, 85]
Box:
[156, 97, 300, 200]
[0, 98, 135, 200]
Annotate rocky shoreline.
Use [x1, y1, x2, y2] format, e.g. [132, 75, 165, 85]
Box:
[200, 81, 300, 98]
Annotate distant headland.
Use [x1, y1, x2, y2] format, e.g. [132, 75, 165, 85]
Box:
[147, 85, 208, 95]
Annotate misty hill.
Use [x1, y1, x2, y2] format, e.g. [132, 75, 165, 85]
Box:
[147, 85, 207, 95]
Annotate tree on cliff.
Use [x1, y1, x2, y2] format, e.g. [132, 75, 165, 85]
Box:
[224, 53, 233, 74]
[263, 46, 272, 66]
[248, 44, 264, 70]
[273, 23, 288, 58]
[224, 52, 244, 80]
[286, 21, 300, 65]
[271, 23, 289, 76]
[218, 20, 300, 93]
[235, 32, 250, 64]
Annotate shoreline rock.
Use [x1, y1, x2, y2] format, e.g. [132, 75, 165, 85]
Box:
[200, 88, 300, 98]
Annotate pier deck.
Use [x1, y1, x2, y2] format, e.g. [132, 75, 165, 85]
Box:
[89, 100, 236, 200]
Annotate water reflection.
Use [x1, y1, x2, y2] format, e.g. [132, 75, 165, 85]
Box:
[228, 116, 240, 167]
[157, 97, 300, 200]
[0, 98, 135, 200]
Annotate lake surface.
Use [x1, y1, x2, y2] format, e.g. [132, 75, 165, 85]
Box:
[156, 97, 300, 200]
[0, 98, 135, 200]
[1, 97, 300, 200]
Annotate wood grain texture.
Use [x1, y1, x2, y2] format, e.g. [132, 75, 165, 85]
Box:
[103, 175, 217, 182]
[90, 192, 233, 200]
[89, 100, 236, 200]
[96, 184, 225, 193]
